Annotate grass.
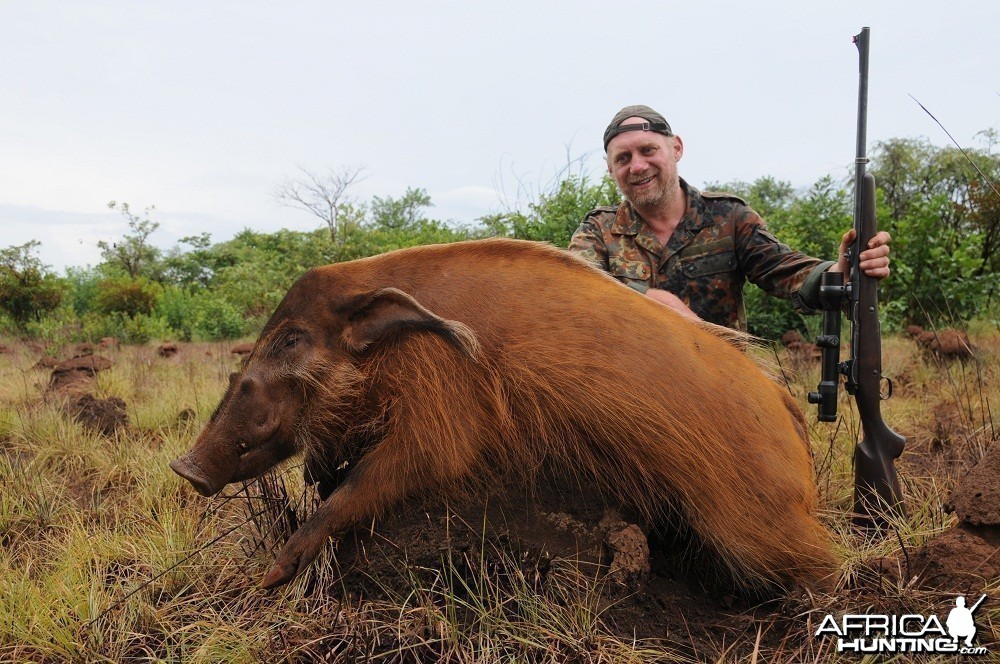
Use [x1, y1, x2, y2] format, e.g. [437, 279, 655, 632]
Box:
[0, 329, 997, 662]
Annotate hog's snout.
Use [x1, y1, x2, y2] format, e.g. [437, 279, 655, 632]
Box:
[170, 454, 228, 497]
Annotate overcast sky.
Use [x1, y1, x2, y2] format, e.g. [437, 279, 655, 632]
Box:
[2, 1, 998, 272]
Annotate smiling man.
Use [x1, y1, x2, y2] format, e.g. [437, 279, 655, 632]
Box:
[568, 104, 891, 331]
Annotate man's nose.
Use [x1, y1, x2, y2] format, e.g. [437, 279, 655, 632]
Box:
[629, 158, 649, 174]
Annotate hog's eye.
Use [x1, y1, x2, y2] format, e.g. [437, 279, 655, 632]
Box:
[283, 335, 301, 350]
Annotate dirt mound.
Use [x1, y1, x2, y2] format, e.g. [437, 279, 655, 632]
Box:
[929, 329, 974, 359]
[52, 354, 114, 374]
[47, 355, 114, 395]
[158, 342, 179, 358]
[912, 524, 1000, 593]
[98, 337, 119, 349]
[330, 481, 647, 596]
[0, 343, 10, 355]
[288, 477, 798, 656]
[785, 340, 821, 364]
[948, 442, 1000, 526]
[69, 394, 129, 436]
[777, 329, 821, 366]
[34, 356, 61, 370]
[911, 327, 974, 360]
[231, 343, 254, 356]
[24, 340, 45, 354]
[911, 440, 1000, 594]
[780, 329, 804, 346]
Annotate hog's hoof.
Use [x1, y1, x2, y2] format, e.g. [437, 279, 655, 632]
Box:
[261, 526, 331, 589]
[261, 563, 295, 590]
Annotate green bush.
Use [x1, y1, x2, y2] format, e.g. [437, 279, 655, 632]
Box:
[94, 277, 160, 317]
[483, 175, 620, 247]
[64, 267, 102, 315]
[122, 312, 172, 344]
[77, 311, 171, 345]
[156, 286, 197, 341]
[744, 288, 804, 340]
[191, 297, 246, 340]
[883, 194, 991, 325]
[154, 287, 247, 341]
[20, 307, 78, 347]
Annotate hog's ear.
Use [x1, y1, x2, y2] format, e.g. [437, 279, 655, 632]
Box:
[339, 287, 480, 358]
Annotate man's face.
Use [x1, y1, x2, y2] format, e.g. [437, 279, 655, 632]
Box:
[606, 118, 684, 209]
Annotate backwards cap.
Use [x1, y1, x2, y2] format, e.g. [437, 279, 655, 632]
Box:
[603, 104, 673, 151]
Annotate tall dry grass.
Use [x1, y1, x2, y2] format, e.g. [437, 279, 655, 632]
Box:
[0, 329, 996, 662]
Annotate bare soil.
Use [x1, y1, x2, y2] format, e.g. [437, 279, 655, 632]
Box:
[949, 441, 1000, 527]
[70, 393, 129, 436]
[284, 423, 1000, 659]
[46, 354, 114, 396]
[302, 479, 800, 659]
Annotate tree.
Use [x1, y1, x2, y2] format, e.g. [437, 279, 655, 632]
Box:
[967, 178, 1000, 279]
[99, 202, 162, 278]
[703, 176, 796, 221]
[94, 276, 160, 317]
[0, 240, 63, 329]
[482, 174, 620, 247]
[161, 232, 215, 287]
[870, 134, 1000, 320]
[274, 165, 366, 243]
[870, 137, 999, 230]
[370, 187, 432, 231]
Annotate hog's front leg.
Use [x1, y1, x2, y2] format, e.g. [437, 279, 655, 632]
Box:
[261, 437, 477, 589]
[260, 476, 368, 589]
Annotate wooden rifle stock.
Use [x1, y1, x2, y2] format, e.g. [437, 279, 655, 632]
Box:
[850, 173, 905, 527]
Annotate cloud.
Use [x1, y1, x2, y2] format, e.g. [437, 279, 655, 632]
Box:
[0, 201, 297, 272]
[430, 185, 502, 223]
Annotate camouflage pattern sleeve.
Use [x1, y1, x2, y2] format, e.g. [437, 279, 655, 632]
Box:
[734, 208, 834, 313]
[568, 212, 612, 272]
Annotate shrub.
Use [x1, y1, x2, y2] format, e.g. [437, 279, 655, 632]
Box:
[94, 277, 160, 318]
[156, 286, 197, 341]
[0, 241, 64, 330]
[155, 288, 248, 341]
[744, 288, 805, 341]
[191, 297, 246, 340]
[78, 311, 171, 345]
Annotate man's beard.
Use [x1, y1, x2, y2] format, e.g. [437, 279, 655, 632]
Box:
[623, 171, 676, 209]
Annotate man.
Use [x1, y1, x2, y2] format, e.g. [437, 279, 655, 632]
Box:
[569, 105, 891, 331]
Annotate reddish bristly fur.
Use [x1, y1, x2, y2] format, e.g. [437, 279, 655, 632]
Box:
[185, 239, 837, 590]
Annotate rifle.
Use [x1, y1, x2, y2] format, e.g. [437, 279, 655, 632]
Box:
[807, 27, 906, 528]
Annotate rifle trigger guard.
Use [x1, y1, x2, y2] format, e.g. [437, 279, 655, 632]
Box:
[880, 376, 894, 401]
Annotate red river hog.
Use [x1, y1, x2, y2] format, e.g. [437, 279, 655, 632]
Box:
[170, 238, 837, 590]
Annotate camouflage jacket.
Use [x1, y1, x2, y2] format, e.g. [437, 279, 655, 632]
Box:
[568, 180, 834, 331]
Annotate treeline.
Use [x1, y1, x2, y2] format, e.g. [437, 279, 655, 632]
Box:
[1, 136, 997, 344]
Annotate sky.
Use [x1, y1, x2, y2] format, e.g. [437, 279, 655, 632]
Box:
[2, 1, 998, 272]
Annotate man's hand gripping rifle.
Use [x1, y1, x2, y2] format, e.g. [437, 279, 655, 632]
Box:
[807, 27, 905, 528]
